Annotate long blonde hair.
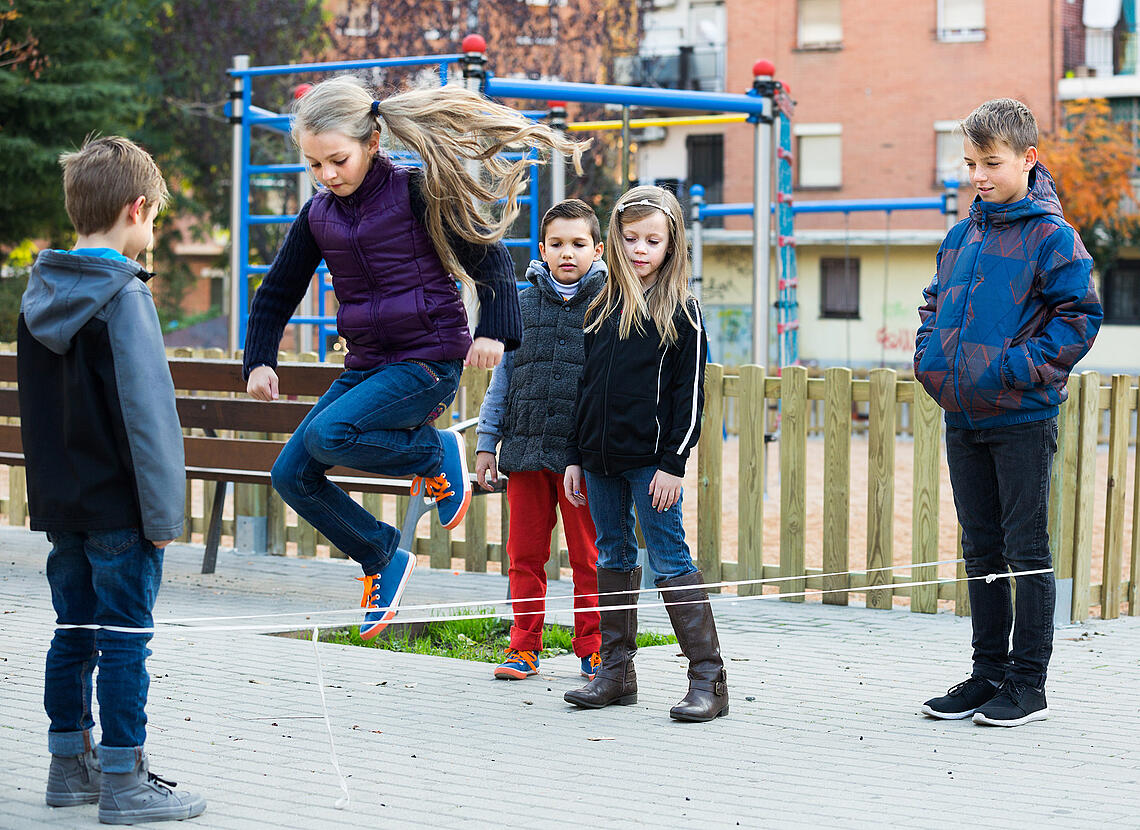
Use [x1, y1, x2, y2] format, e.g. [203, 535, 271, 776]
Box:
[292, 75, 587, 290]
[586, 185, 697, 344]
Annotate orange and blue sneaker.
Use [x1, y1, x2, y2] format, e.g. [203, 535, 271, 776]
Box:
[493, 648, 539, 680]
[580, 652, 602, 680]
[410, 429, 472, 530]
[357, 548, 416, 640]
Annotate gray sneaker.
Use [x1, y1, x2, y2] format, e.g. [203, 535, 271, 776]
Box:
[46, 749, 101, 806]
[98, 755, 206, 825]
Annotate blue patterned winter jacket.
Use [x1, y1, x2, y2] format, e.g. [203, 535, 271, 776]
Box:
[914, 163, 1102, 430]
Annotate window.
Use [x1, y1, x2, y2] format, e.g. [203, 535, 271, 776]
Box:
[1103, 260, 1140, 324]
[934, 121, 967, 187]
[795, 124, 842, 189]
[820, 258, 860, 318]
[937, 0, 985, 42]
[798, 0, 842, 49]
[687, 134, 724, 228]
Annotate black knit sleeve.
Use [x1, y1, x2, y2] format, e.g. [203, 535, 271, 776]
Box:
[242, 199, 324, 379]
[408, 171, 522, 351]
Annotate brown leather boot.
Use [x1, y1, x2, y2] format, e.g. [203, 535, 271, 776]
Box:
[564, 566, 640, 709]
[661, 570, 729, 722]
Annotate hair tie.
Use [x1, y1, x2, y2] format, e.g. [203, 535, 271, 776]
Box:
[371, 100, 381, 118]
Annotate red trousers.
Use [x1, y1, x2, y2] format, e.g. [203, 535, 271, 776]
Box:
[505, 469, 600, 656]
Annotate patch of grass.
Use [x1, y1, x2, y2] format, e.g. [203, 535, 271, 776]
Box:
[282, 609, 675, 663]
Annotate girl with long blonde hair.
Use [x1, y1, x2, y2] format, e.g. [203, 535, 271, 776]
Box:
[244, 75, 584, 641]
[563, 185, 729, 722]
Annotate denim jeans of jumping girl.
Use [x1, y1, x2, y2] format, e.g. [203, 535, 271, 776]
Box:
[271, 358, 462, 574]
[584, 465, 698, 583]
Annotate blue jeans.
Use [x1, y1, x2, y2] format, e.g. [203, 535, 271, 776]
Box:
[584, 465, 697, 583]
[945, 417, 1058, 689]
[44, 528, 162, 773]
[271, 359, 462, 574]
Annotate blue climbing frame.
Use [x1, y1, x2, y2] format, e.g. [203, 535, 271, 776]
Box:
[227, 43, 781, 359]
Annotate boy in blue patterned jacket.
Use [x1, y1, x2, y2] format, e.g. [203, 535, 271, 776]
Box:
[914, 98, 1102, 727]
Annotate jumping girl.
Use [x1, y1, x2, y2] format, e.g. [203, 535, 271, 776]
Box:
[243, 75, 583, 639]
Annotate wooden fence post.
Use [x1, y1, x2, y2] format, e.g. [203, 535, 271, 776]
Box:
[737, 365, 766, 597]
[1101, 374, 1130, 619]
[1131, 383, 1140, 616]
[1071, 371, 1101, 621]
[911, 381, 941, 614]
[866, 368, 896, 609]
[464, 368, 489, 573]
[698, 363, 724, 590]
[779, 365, 807, 602]
[822, 367, 852, 605]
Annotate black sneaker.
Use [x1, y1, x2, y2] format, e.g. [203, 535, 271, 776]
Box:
[921, 676, 999, 720]
[972, 679, 1049, 727]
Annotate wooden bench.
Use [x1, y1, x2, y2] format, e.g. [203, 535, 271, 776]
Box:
[0, 354, 499, 574]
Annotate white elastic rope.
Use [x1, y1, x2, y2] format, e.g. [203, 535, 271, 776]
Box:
[51, 567, 1053, 635]
[311, 626, 350, 810]
[154, 557, 968, 626]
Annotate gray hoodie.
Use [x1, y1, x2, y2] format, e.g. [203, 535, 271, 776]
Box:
[18, 250, 185, 540]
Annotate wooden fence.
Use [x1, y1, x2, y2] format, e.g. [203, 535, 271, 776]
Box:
[2, 347, 1135, 622]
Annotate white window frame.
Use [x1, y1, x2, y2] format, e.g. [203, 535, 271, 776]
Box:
[797, 0, 842, 50]
[937, 0, 986, 43]
[934, 120, 967, 188]
[795, 123, 843, 189]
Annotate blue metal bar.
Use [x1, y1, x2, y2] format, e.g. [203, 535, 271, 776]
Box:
[238, 81, 253, 347]
[700, 197, 946, 219]
[249, 163, 306, 175]
[485, 76, 770, 115]
[249, 214, 298, 225]
[230, 54, 464, 78]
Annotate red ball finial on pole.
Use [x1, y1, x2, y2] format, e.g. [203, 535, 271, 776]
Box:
[753, 59, 775, 78]
[462, 33, 486, 54]
[293, 83, 313, 100]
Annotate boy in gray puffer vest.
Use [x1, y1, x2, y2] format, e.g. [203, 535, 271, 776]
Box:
[476, 199, 606, 681]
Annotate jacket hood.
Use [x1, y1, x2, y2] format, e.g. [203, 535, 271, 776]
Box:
[21, 250, 149, 355]
[524, 258, 608, 303]
[969, 162, 1064, 228]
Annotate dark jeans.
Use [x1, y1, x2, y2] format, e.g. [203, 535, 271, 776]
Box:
[44, 528, 162, 773]
[584, 465, 698, 583]
[945, 417, 1058, 689]
[271, 359, 462, 574]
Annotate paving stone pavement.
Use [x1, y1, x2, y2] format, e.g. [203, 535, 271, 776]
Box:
[1, 525, 1138, 829]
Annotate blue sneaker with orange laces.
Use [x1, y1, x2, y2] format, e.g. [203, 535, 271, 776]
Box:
[357, 548, 416, 640]
[411, 429, 472, 530]
[493, 648, 539, 680]
[580, 652, 602, 680]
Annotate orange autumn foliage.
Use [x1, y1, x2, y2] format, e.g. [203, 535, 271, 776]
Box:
[1046, 98, 1138, 237]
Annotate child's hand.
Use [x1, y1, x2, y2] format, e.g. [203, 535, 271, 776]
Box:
[247, 365, 280, 401]
[564, 465, 587, 507]
[475, 451, 498, 490]
[465, 337, 504, 369]
[648, 469, 682, 512]
[152, 539, 173, 549]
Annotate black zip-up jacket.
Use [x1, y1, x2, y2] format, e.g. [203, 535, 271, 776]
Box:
[566, 297, 707, 477]
[17, 251, 185, 541]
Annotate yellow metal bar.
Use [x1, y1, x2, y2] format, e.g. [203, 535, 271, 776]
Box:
[567, 113, 748, 131]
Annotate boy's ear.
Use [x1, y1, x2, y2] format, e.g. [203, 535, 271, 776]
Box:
[593, 242, 604, 260]
[538, 241, 546, 259]
[1023, 145, 1038, 171]
[127, 195, 148, 224]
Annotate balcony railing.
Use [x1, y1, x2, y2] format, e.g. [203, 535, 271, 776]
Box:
[613, 46, 725, 93]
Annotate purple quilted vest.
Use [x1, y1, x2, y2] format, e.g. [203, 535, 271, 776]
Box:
[307, 154, 472, 371]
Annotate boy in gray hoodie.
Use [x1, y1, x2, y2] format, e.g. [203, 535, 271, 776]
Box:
[475, 199, 607, 681]
[18, 136, 205, 823]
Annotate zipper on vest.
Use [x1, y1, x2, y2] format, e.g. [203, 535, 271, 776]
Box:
[601, 323, 616, 476]
[347, 200, 373, 289]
